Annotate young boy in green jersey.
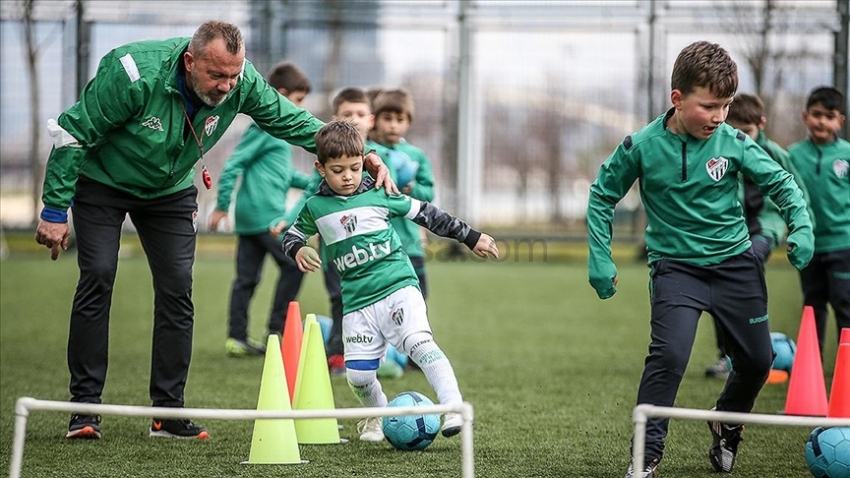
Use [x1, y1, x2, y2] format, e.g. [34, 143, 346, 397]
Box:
[283, 120, 498, 442]
[789, 86, 850, 356]
[586, 41, 814, 478]
[209, 62, 314, 356]
[703, 93, 809, 379]
[370, 89, 436, 300]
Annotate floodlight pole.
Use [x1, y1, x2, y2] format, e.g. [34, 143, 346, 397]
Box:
[456, 0, 481, 224]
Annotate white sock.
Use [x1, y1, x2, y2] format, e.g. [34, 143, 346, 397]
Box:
[404, 332, 463, 406]
[346, 368, 388, 408]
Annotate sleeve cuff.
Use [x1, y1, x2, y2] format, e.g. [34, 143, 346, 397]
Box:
[462, 229, 482, 250]
[40, 206, 68, 223]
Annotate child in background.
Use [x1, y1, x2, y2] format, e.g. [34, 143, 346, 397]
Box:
[788, 86, 850, 356]
[586, 41, 813, 478]
[209, 62, 313, 356]
[704, 92, 809, 379]
[283, 120, 499, 442]
[370, 88, 436, 300]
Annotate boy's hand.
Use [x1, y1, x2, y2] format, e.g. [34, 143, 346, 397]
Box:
[786, 229, 814, 270]
[269, 220, 287, 237]
[472, 233, 500, 259]
[208, 210, 228, 232]
[589, 265, 618, 299]
[295, 246, 322, 273]
[364, 152, 399, 195]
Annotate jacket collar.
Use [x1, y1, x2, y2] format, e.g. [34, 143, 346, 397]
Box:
[317, 176, 376, 197]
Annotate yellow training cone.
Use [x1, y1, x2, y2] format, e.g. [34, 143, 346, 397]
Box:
[293, 315, 347, 444]
[244, 334, 306, 464]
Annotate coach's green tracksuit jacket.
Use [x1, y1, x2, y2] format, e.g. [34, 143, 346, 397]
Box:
[282, 177, 480, 314]
[788, 136, 850, 253]
[215, 123, 313, 235]
[371, 140, 435, 259]
[587, 109, 814, 299]
[41, 36, 324, 221]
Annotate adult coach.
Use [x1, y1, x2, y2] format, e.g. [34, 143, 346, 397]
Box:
[34, 20, 394, 440]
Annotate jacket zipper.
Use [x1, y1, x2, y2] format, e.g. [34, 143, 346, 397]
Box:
[815, 146, 823, 175]
[680, 141, 688, 182]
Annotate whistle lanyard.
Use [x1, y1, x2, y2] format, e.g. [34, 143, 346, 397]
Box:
[180, 102, 212, 190]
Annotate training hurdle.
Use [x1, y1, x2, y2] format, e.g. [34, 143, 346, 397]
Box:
[10, 397, 475, 478]
[631, 404, 850, 476]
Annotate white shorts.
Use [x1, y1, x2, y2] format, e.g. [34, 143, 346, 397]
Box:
[343, 285, 432, 361]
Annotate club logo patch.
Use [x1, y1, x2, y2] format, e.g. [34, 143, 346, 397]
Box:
[834, 159, 849, 179]
[706, 157, 729, 182]
[391, 307, 404, 326]
[142, 116, 164, 132]
[204, 115, 220, 136]
[340, 214, 357, 234]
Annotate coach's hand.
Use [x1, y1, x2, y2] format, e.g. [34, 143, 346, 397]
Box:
[364, 151, 399, 195]
[589, 262, 618, 300]
[35, 219, 70, 261]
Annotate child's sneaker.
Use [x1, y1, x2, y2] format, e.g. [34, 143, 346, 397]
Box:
[150, 418, 210, 439]
[66, 414, 101, 439]
[441, 412, 464, 438]
[356, 417, 384, 442]
[707, 418, 744, 473]
[225, 337, 265, 357]
[327, 354, 346, 377]
[704, 358, 731, 379]
[624, 457, 659, 478]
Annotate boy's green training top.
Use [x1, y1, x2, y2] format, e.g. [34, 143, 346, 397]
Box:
[282, 177, 481, 314]
[587, 109, 813, 298]
[215, 123, 312, 235]
[788, 136, 850, 253]
[371, 140, 436, 258]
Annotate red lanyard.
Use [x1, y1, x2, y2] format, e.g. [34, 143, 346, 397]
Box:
[180, 103, 212, 190]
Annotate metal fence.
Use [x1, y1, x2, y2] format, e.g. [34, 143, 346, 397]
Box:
[1, 0, 847, 238]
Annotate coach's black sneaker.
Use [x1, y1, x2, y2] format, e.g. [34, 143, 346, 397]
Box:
[150, 418, 210, 439]
[66, 413, 101, 439]
[708, 419, 743, 473]
[624, 457, 659, 478]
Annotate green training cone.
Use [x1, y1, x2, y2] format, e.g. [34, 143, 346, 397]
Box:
[245, 334, 306, 464]
[293, 314, 346, 444]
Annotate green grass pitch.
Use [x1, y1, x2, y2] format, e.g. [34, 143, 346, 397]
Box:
[0, 237, 840, 477]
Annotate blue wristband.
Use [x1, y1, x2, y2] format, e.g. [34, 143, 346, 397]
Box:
[40, 206, 68, 223]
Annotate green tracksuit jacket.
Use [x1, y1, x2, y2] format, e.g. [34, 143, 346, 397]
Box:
[41, 36, 324, 216]
[788, 136, 850, 253]
[371, 140, 435, 258]
[587, 109, 813, 299]
[215, 123, 312, 235]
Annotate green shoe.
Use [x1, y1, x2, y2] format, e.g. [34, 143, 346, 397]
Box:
[225, 337, 266, 357]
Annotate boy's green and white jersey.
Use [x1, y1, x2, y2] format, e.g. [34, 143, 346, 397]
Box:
[284, 177, 481, 314]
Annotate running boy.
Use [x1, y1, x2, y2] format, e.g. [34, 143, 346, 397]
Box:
[703, 92, 809, 378]
[283, 120, 498, 442]
[210, 61, 313, 356]
[788, 86, 850, 355]
[586, 41, 813, 478]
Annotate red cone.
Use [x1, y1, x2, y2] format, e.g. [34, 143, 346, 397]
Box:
[784, 306, 828, 416]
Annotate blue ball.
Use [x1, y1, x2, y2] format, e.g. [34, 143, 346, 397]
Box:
[805, 427, 850, 478]
[392, 151, 418, 187]
[382, 391, 440, 451]
[386, 344, 409, 369]
[771, 332, 797, 372]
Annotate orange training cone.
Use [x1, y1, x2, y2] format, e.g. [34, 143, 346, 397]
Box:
[840, 328, 850, 345]
[827, 343, 850, 418]
[293, 315, 346, 444]
[244, 334, 304, 465]
[282, 301, 303, 404]
[784, 306, 828, 416]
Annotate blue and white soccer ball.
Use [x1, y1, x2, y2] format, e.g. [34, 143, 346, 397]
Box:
[805, 427, 850, 478]
[771, 332, 797, 372]
[382, 391, 440, 451]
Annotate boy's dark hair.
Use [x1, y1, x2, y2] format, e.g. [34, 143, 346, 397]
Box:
[315, 120, 364, 165]
[332, 87, 371, 115]
[372, 88, 414, 122]
[366, 87, 383, 105]
[806, 86, 846, 115]
[266, 61, 311, 93]
[189, 21, 243, 56]
[671, 41, 738, 99]
[727, 93, 764, 126]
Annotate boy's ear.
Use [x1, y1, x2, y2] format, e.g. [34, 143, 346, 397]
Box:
[670, 89, 684, 110]
[278, 87, 289, 96]
[839, 113, 846, 127]
[758, 116, 767, 129]
[315, 161, 325, 177]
